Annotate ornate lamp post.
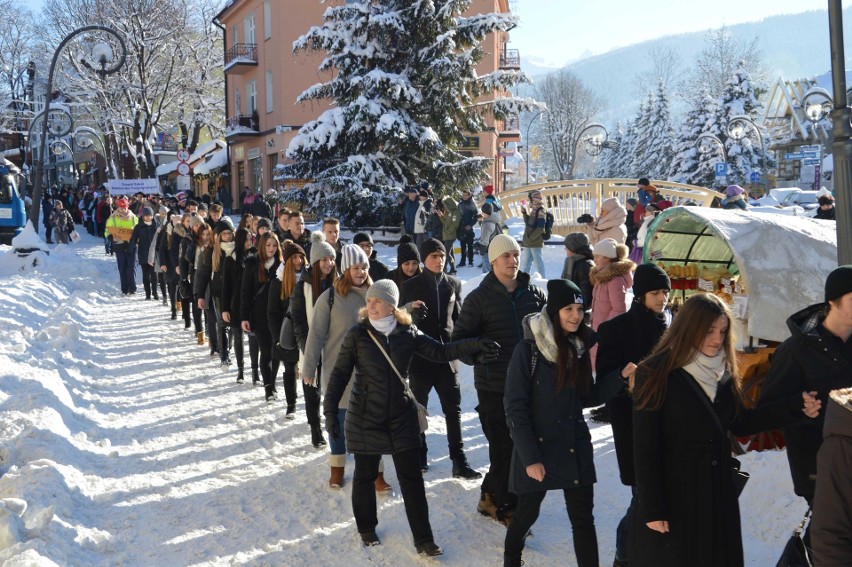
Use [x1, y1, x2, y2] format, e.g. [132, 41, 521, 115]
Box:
[802, 87, 834, 190]
[726, 114, 767, 186]
[577, 123, 613, 156]
[525, 109, 545, 185]
[828, 0, 852, 264]
[29, 26, 126, 230]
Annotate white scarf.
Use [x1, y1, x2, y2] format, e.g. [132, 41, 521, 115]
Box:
[371, 314, 397, 336]
[682, 350, 727, 401]
[527, 306, 585, 363]
[220, 242, 235, 257]
[264, 257, 274, 270]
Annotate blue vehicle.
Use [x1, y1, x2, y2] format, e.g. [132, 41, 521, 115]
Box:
[0, 165, 27, 243]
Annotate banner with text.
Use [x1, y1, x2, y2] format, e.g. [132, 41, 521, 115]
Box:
[106, 178, 162, 195]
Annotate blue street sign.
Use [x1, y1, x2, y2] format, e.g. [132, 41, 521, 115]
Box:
[750, 172, 760, 182]
[785, 152, 804, 160]
[803, 158, 821, 166]
[801, 145, 820, 152]
[803, 151, 820, 159]
[714, 163, 727, 177]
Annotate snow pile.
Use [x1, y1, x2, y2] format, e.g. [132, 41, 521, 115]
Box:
[0, 228, 812, 565]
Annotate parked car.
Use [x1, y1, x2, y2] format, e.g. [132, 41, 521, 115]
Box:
[780, 190, 820, 212]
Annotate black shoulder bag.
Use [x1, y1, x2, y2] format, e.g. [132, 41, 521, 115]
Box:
[683, 374, 750, 497]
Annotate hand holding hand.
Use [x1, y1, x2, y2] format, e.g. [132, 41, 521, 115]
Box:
[802, 391, 821, 418]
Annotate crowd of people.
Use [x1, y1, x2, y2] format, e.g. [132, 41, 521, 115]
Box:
[47, 178, 851, 566]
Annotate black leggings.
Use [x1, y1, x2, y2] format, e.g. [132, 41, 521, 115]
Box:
[231, 323, 259, 373]
[281, 359, 298, 407]
[141, 264, 158, 298]
[505, 486, 598, 566]
[254, 328, 279, 398]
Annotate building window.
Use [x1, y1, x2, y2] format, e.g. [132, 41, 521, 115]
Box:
[234, 88, 241, 116]
[247, 80, 257, 114]
[250, 157, 262, 191]
[265, 71, 273, 113]
[264, 0, 271, 40]
[268, 153, 278, 187]
[230, 24, 238, 47]
[237, 161, 246, 193]
[245, 13, 256, 45]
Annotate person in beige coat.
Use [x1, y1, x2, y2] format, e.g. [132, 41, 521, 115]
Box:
[589, 197, 627, 246]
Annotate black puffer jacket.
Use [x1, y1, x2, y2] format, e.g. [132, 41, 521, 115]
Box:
[451, 271, 546, 394]
[129, 220, 158, 264]
[596, 302, 669, 485]
[221, 249, 252, 319]
[239, 256, 279, 330]
[323, 319, 483, 455]
[758, 303, 852, 498]
[400, 270, 461, 342]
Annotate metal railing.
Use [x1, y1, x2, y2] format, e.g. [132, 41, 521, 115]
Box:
[497, 179, 724, 237]
[224, 43, 257, 67]
[500, 49, 521, 69]
[226, 114, 258, 134]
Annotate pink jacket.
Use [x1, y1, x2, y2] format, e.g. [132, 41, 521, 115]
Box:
[590, 258, 635, 330]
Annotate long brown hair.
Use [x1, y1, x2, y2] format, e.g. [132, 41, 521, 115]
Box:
[280, 251, 305, 299]
[334, 264, 373, 297]
[211, 228, 234, 273]
[550, 311, 593, 395]
[309, 258, 337, 305]
[195, 223, 211, 248]
[256, 232, 282, 283]
[634, 293, 739, 411]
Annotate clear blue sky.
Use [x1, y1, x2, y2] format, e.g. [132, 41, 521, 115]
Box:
[512, 0, 852, 67]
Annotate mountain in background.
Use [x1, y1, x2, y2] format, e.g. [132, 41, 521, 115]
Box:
[519, 8, 852, 124]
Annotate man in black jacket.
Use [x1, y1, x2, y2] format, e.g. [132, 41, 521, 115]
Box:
[452, 234, 546, 525]
[353, 232, 390, 282]
[280, 210, 312, 259]
[400, 238, 480, 479]
[760, 267, 852, 510]
[595, 263, 671, 567]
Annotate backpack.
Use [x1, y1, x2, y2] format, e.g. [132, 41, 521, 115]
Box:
[543, 211, 555, 240]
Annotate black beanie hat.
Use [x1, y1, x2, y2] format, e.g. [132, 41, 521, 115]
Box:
[546, 279, 585, 318]
[397, 242, 421, 265]
[353, 232, 374, 245]
[632, 263, 671, 299]
[420, 238, 446, 259]
[482, 203, 493, 215]
[255, 217, 273, 232]
[825, 265, 852, 302]
[214, 218, 235, 234]
[563, 232, 592, 256]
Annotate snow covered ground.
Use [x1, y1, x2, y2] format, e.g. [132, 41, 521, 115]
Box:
[0, 226, 810, 566]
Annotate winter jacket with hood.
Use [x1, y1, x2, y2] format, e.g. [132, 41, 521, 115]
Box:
[451, 270, 547, 394]
[757, 303, 852, 498]
[129, 219, 158, 264]
[439, 197, 461, 241]
[505, 309, 623, 494]
[596, 301, 669, 485]
[521, 205, 547, 248]
[590, 257, 635, 330]
[323, 317, 483, 455]
[812, 388, 852, 566]
[479, 215, 501, 250]
[590, 197, 627, 245]
[561, 236, 595, 312]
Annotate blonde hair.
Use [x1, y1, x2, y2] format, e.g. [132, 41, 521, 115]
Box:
[358, 306, 412, 325]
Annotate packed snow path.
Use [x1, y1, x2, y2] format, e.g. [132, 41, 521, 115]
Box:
[0, 231, 812, 565]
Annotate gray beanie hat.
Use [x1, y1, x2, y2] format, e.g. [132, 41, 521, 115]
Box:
[341, 243, 369, 272]
[309, 231, 336, 265]
[141, 206, 154, 217]
[563, 232, 593, 256]
[488, 233, 521, 264]
[366, 279, 399, 307]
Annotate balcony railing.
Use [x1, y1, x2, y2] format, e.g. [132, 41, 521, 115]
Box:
[501, 115, 520, 132]
[226, 114, 259, 137]
[224, 43, 258, 69]
[500, 49, 521, 70]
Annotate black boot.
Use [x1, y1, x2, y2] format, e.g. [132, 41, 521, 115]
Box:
[503, 552, 523, 567]
[252, 367, 260, 385]
[236, 368, 245, 383]
[310, 425, 327, 448]
[452, 454, 482, 479]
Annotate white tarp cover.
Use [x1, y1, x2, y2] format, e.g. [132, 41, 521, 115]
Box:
[645, 206, 837, 343]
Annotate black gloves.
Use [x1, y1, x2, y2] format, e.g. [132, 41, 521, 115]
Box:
[412, 304, 429, 324]
[577, 213, 594, 224]
[473, 338, 500, 364]
[325, 414, 341, 440]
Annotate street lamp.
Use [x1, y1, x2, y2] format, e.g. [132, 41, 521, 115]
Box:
[802, 87, 833, 188]
[28, 25, 126, 230]
[577, 123, 611, 156]
[726, 114, 767, 186]
[525, 109, 545, 185]
[74, 126, 108, 181]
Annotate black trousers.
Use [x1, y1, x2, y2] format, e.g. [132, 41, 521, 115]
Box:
[254, 328, 279, 398]
[191, 300, 203, 333]
[458, 228, 475, 264]
[281, 359, 298, 407]
[213, 298, 232, 363]
[410, 361, 464, 464]
[476, 390, 516, 510]
[353, 449, 434, 546]
[231, 323, 259, 373]
[157, 270, 167, 300]
[505, 486, 598, 567]
[205, 305, 219, 352]
[302, 360, 322, 427]
[166, 279, 177, 315]
[442, 239, 456, 272]
[181, 292, 191, 326]
[140, 263, 157, 298]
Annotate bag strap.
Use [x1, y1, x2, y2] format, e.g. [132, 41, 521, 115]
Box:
[367, 330, 412, 395]
[794, 507, 812, 536]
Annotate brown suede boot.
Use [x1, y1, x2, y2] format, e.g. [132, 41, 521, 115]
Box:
[196, 331, 205, 345]
[374, 472, 392, 493]
[329, 466, 345, 490]
[477, 491, 498, 520]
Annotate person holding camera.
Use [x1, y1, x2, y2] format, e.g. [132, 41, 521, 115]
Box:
[521, 190, 547, 277]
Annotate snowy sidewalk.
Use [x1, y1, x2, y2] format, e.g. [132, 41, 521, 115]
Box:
[0, 233, 812, 565]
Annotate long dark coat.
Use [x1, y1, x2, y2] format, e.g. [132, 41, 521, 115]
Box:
[632, 369, 805, 567]
[596, 303, 668, 485]
[239, 256, 279, 330]
[323, 319, 481, 455]
[505, 338, 623, 494]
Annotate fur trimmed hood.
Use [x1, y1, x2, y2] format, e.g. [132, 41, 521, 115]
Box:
[522, 306, 585, 363]
[590, 258, 635, 285]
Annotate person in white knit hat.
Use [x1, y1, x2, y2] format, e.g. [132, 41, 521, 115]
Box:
[452, 233, 547, 525]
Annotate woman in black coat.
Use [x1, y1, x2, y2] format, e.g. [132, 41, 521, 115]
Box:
[595, 263, 671, 567]
[631, 294, 821, 567]
[179, 216, 204, 339]
[503, 280, 623, 567]
[323, 280, 498, 555]
[222, 228, 258, 384]
[267, 241, 306, 417]
[240, 232, 282, 401]
[159, 214, 182, 320]
[195, 219, 236, 366]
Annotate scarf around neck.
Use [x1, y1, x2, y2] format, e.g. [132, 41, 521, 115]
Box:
[527, 306, 585, 363]
[683, 350, 727, 401]
[371, 314, 397, 336]
[220, 242, 236, 257]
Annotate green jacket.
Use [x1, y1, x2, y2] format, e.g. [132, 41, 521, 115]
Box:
[521, 206, 546, 248]
[440, 197, 461, 241]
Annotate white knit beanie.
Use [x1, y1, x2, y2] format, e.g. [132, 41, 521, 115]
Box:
[593, 238, 627, 260]
[341, 243, 369, 272]
[366, 279, 399, 307]
[309, 231, 336, 265]
[488, 234, 521, 264]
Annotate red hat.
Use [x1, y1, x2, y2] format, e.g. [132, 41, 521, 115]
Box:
[484, 184, 494, 195]
[116, 197, 129, 207]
